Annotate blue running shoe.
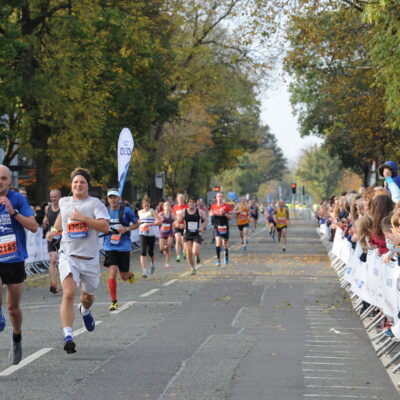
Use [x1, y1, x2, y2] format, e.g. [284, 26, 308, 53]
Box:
[225, 257, 230, 265]
[79, 304, 95, 332]
[243, 245, 247, 252]
[0, 308, 6, 332]
[215, 259, 221, 266]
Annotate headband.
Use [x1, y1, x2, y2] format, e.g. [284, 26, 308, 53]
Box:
[71, 169, 90, 186]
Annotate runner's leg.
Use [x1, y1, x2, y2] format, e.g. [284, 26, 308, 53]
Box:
[6, 283, 23, 335]
[215, 235, 222, 265]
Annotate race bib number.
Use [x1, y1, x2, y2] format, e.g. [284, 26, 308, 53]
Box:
[0, 234, 17, 257]
[187, 221, 198, 233]
[139, 224, 150, 234]
[238, 213, 247, 222]
[217, 225, 227, 234]
[110, 233, 121, 244]
[161, 223, 171, 233]
[277, 217, 286, 225]
[67, 220, 89, 239]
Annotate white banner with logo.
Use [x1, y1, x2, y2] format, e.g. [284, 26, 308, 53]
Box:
[118, 128, 134, 197]
[323, 227, 400, 333]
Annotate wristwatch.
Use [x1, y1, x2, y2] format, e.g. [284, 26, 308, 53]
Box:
[12, 209, 20, 217]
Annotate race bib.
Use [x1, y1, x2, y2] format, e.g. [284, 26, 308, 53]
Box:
[139, 224, 150, 234]
[0, 234, 17, 257]
[217, 225, 227, 234]
[277, 217, 286, 225]
[161, 223, 171, 233]
[187, 221, 198, 233]
[238, 213, 247, 222]
[67, 220, 89, 239]
[110, 233, 121, 244]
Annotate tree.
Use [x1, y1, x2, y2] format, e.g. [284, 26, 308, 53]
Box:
[284, 5, 400, 183]
[217, 126, 286, 198]
[296, 145, 343, 202]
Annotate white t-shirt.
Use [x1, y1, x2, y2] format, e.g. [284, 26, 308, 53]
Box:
[59, 196, 109, 259]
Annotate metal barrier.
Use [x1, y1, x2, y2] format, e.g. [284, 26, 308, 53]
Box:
[319, 224, 400, 375]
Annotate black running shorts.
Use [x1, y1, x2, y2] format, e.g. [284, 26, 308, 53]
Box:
[104, 251, 131, 272]
[0, 261, 26, 284]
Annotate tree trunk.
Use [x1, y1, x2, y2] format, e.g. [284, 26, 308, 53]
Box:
[31, 123, 51, 204]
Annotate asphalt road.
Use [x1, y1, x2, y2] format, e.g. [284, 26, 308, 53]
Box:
[0, 219, 399, 400]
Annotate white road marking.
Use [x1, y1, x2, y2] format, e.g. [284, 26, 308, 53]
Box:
[304, 376, 346, 380]
[305, 356, 356, 360]
[112, 301, 136, 314]
[306, 385, 382, 390]
[162, 279, 178, 287]
[303, 395, 377, 399]
[302, 369, 349, 372]
[0, 348, 53, 377]
[139, 288, 160, 298]
[302, 362, 346, 365]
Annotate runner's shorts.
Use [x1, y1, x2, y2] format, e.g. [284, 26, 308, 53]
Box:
[0, 261, 26, 284]
[237, 224, 249, 231]
[173, 228, 184, 235]
[104, 251, 130, 273]
[277, 225, 287, 232]
[183, 232, 203, 244]
[59, 252, 100, 295]
[47, 238, 61, 253]
[214, 225, 229, 240]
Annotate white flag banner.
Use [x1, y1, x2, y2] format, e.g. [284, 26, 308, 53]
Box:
[117, 128, 134, 196]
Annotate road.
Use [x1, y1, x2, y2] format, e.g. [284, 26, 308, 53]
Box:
[0, 219, 398, 400]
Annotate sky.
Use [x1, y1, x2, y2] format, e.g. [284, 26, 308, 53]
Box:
[260, 83, 323, 164]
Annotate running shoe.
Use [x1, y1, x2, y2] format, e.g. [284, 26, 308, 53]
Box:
[63, 336, 76, 354]
[164, 264, 171, 269]
[79, 304, 95, 332]
[225, 256, 230, 265]
[109, 301, 119, 311]
[142, 269, 148, 278]
[282, 248, 286, 253]
[182, 250, 186, 260]
[9, 341, 22, 365]
[215, 259, 221, 266]
[150, 263, 155, 274]
[243, 245, 247, 252]
[0, 307, 5, 332]
[191, 268, 197, 275]
[196, 255, 201, 264]
[50, 284, 58, 294]
[128, 273, 135, 284]
[176, 255, 181, 263]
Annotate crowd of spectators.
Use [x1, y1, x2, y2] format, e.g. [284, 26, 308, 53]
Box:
[316, 161, 400, 330]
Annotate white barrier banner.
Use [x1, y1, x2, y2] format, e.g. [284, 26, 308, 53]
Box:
[325, 229, 399, 320]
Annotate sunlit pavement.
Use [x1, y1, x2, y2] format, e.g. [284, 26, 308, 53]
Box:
[0, 220, 398, 400]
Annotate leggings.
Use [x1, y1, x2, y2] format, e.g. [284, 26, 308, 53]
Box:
[140, 235, 156, 257]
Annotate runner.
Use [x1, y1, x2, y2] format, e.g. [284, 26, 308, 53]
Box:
[179, 197, 207, 275]
[273, 200, 290, 252]
[103, 188, 139, 311]
[0, 165, 38, 365]
[172, 194, 188, 262]
[158, 201, 175, 269]
[46, 168, 109, 354]
[210, 192, 233, 265]
[234, 197, 250, 251]
[266, 202, 277, 241]
[138, 197, 159, 278]
[249, 199, 259, 231]
[42, 189, 62, 294]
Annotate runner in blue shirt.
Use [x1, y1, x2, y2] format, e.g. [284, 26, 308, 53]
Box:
[0, 165, 38, 365]
[103, 188, 139, 311]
